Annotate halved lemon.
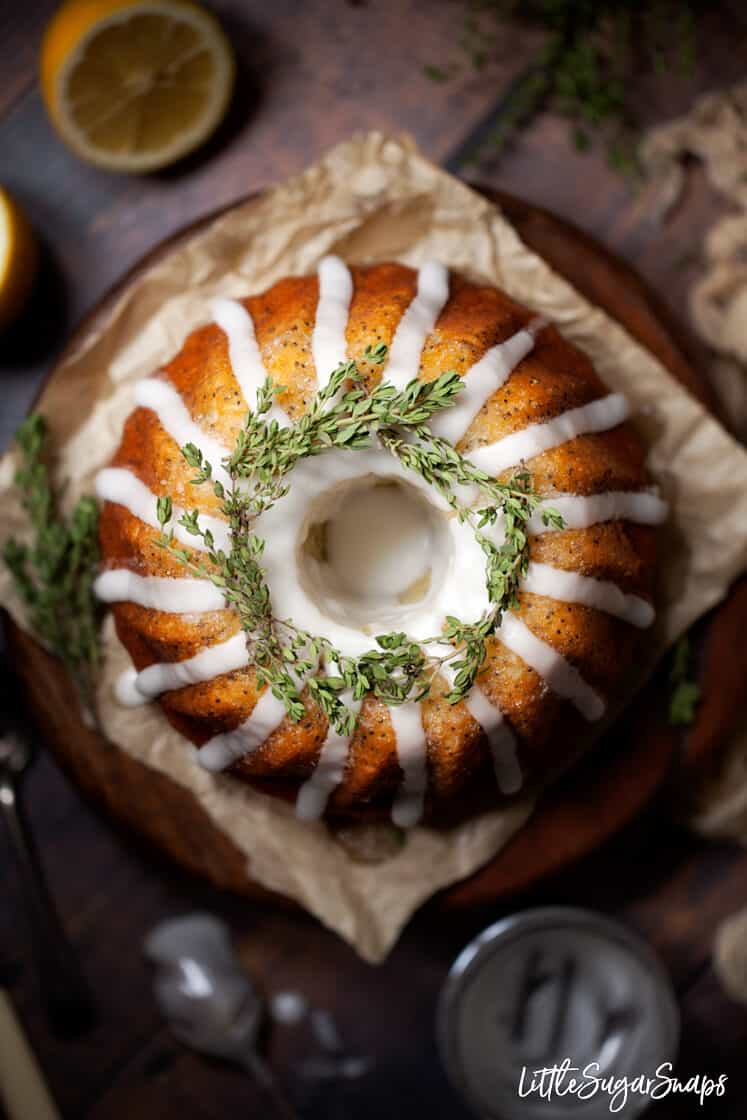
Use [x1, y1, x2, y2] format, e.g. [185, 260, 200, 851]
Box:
[41, 0, 235, 173]
[0, 189, 38, 331]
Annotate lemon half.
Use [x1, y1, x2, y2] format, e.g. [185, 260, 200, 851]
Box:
[41, 0, 235, 173]
[0, 190, 38, 331]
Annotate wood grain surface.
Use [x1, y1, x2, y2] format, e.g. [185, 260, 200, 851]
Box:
[2, 3, 747, 1119]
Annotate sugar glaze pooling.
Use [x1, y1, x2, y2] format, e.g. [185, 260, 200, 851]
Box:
[95, 256, 667, 826]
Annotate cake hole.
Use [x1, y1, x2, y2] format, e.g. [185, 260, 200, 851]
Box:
[299, 476, 451, 631]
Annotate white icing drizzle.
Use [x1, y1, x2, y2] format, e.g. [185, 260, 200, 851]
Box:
[522, 562, 654, 628]
[134, 378, 231, 487]
[430, 318, 545, 445]
[384, 261, 449, 390]
[295, 691, 362, 821]
[390, 702, 429, 828]
[197, 688, 289, 772]
[211, 297, 291, 427]
[95, 468, 231, 553]
[498, 612, 605, 721]
[468, 393, 631, 476]
[528, 490, 668, 535]
[311, 256, 353, 392]
[94, 569, 226, 613]
[116, 632, 248, 708]
[440, 654, 522, 796]
[464, 686, 522, 795]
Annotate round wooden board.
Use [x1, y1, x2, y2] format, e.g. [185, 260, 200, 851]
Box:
[5, 186, 746, 911]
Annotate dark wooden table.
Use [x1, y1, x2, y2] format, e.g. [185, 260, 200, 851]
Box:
[2, 2, 747, 1117]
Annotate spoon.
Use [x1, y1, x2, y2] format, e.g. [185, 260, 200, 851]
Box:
[144, 913, 297, 1119]
[0, 724, 96, 1037]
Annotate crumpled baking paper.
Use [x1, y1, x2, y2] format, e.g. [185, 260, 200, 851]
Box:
[2, 132, 747, 962]
[641, 81, 747, 440]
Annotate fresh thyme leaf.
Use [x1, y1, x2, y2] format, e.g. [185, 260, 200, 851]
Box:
[363, 342, 388, 365]
[669, 681, 700, 727]
[157, 347, 564, 731]
[3, 414, 102, 713]
[668, 634, 701, 726]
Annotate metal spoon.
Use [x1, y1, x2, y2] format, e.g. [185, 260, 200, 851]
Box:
[144, 913, 297, 1119]
[0, 726, 96, 1037]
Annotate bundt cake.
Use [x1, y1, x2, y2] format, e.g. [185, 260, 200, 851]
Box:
[94, 258, 667, 827]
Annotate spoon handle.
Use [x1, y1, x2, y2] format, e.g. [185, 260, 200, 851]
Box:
[241, 1050, 298, 1120]
[1, 780, 96, 1037]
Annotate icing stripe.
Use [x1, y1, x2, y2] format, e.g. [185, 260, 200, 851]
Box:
[134, 378, 231, 487]
[498, 612, 605, 721]
[468, 393, 631, 476]
[522, 562, 654, 628]
[311, 256, 353, 392]
[211, 297, 291, 426]
[429, 318, 545, 445]
[529, 490, 668, 535]
[95, 468, 231, 553]
[440, 653, 522, 796]
[94, 569, 226, 613]
[197, 688, 289, 772]
[295, 691, 362, 821]
[390, 701, 429, 828]
[385, 261, 449, 391]
[464, 686, 522, 795]
[115, 632, 248, 708]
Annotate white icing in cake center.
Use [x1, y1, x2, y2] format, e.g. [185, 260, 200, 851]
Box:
[257, 445, 459, 660]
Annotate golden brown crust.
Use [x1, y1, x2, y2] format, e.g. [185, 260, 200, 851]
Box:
[99, 262, 657, 822]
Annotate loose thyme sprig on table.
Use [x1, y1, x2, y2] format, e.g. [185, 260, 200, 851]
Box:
[3, 414, 102, 714]
[668, 634, 701, 727]
[428, 0, 701, 174]
[156, 346, 563, 733]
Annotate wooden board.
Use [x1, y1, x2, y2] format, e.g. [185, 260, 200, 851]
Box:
[5, 186, 746, 909]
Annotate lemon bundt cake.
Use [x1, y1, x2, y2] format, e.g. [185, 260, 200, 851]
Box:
[94, 258, 666, 826]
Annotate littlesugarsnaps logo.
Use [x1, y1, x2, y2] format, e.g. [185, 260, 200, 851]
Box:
[518, 1061, 727, 1113]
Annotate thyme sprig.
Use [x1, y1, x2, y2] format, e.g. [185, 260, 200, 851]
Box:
[156, 349, 563, 732]
[430, 0, 703, 175]
[668, 634, 701, 726]
[3, 414, 101, 713]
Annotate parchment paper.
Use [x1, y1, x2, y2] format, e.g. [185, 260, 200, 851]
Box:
[640, 85, 747, 866]
[641, 81, 747, 439]
[2, 132, 747, 963]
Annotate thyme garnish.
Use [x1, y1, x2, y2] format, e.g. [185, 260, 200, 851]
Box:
[156, 348, 563, 733]
[668, 634, 701, 727]
[3, 414, 101, 713]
